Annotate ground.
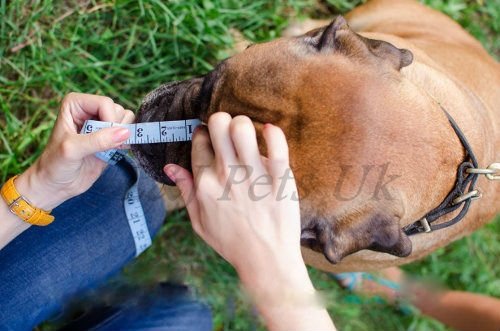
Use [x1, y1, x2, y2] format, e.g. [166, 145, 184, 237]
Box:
[0, 1, 499, 330]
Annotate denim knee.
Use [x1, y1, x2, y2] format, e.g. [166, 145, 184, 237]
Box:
[0, 161, 167, 331]
[90, 284, 212, 331]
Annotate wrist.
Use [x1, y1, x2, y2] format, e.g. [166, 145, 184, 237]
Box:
[238, 258, 334, 331]
[238, 254, 316, 305]
[15, 166, 67, 211]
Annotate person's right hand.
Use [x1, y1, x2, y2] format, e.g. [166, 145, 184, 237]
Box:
[164, 113, 336, 331]
[16, 93, 134, 211]
[164, 113, 304, 282]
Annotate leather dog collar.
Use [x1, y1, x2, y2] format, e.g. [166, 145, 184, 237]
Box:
[403, 106, 480, 235]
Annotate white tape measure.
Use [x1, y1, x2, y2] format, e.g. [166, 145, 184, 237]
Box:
[82, 119, 201, 144]
[81, 119, 201, 256]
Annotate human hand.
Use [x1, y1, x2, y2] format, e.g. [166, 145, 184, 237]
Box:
[164, 113, 336, 331]
[16, 93, 134, 210]
[164, 113, 335, 331]
[163, 113, 310, 297]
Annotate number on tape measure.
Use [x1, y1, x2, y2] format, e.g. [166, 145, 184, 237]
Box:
[84, 124, 93, 134]
[79, 119, 200, 257]
[82, 119, 201, 145]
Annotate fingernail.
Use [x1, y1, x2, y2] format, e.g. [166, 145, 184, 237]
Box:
[164, 165, 176, 182]
[113, 128, 130, 143]
[193, 124, 204, 135]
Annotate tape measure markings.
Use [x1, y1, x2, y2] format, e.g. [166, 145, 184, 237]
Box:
[83, 119, 201, 145]
[80, 118, 200, 256]
[123, 154, 152, 256]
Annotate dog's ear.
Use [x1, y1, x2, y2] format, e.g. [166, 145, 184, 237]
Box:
[131, 67, 222, 185]
[302, 214, 412, 264]
[362, 37, 414, 70]
[316, 16, 413, 71]
[316, 16, 349, 51]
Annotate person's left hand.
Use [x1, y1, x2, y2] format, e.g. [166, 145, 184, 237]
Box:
[16, 93, 135, 210]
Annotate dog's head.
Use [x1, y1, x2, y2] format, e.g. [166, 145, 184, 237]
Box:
[132, 17, 463, 264]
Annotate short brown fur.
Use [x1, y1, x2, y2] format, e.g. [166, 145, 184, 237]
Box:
[133, 0, 500, 272]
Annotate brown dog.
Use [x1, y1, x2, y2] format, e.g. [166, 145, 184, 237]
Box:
[132, 0, 499, 272]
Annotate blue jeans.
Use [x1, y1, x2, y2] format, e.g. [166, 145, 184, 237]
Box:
[61, 283, 212, 331]
[0, 159, 211, 331]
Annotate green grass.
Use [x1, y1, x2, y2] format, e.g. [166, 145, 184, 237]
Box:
[1, 1, 499, 330]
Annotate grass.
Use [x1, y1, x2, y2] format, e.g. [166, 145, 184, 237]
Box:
[1, 0, 499, 330]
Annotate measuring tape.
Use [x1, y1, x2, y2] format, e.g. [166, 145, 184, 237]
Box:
[81, 119, 201, 256]
[83, 119, 201, 144]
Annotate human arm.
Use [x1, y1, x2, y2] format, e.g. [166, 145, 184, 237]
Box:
[0, 93, 134, 249]
[164, 113, 336, 331]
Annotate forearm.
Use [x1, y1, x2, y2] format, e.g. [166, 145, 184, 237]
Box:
[173, 115, 334, 330]
[239, 259, 336, 331]
[0, 166, 63, 250]
[255, 288, 336, 331]
[260, 305, 336, 331]
[0, 201, 30, 250]
[1, 93, 133, 251]
[413, 289, 500, 331]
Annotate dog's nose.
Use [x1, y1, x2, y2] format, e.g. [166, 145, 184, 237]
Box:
[300, 213, 413, 264]
[300, 229, 321, 252]
[300, 226, 342, 263]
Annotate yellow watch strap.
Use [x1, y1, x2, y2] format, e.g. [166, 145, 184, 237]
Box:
[1, 175, 55, 226]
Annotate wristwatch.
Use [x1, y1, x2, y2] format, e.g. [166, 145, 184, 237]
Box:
[1, 175, 55, 226]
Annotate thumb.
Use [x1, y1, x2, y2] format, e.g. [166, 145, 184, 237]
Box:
[76, 127, 130, 157]
[164, 164, 203, 235]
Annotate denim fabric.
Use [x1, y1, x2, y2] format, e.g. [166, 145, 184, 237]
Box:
[0, 160, 168, 331]
[88, 284, 212, 331]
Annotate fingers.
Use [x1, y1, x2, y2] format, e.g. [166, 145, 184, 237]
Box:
[115, 109, 135, 150]
[191, 126, 215, 178]
[230, 115, 265, 174]
[61, 92, 133, 127]
[263, 124, 290, 179]
[72, 126, 130, 159]
[113, 104, 126, 122]
[206, 113, 265, 179]
[263, 124, 289, 163]
[163, 164, 203, 236]
[113, 105, 136, 125]
[121, 109, 135, 124]
[189, 114, 293, 195]
[207, 112, 237, 168]
[62, 93, 116, 124]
